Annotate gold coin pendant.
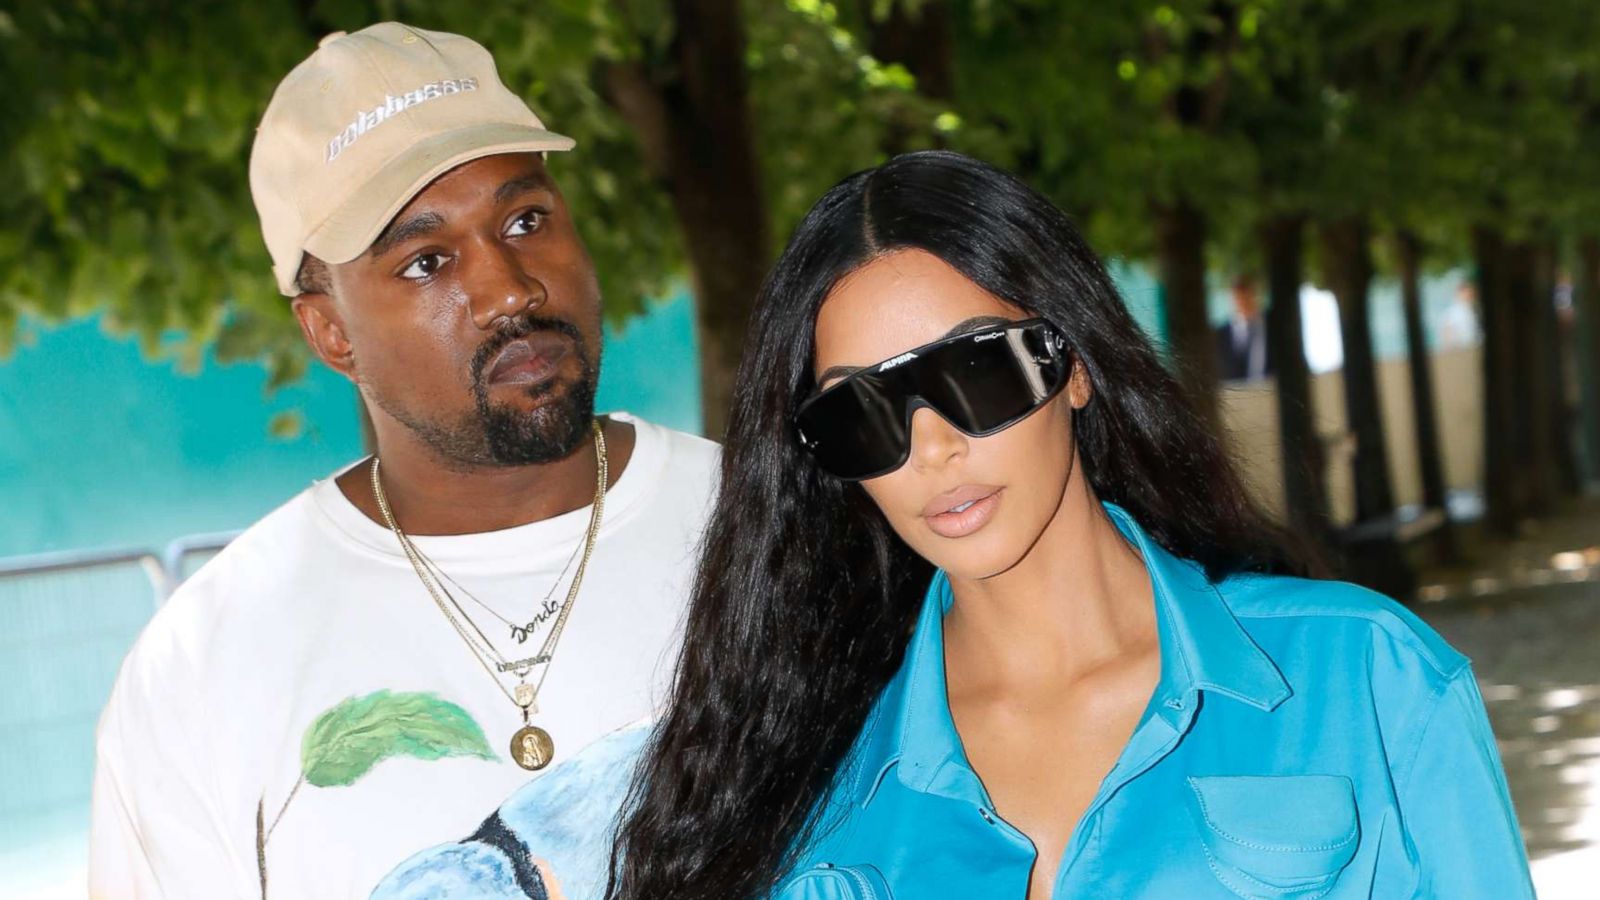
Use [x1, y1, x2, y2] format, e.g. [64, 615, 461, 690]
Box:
[510, 725, 555, 771]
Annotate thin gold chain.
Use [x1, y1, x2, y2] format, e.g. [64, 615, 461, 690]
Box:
[424, 534, 584, 639]
[370, 420, 608, 715]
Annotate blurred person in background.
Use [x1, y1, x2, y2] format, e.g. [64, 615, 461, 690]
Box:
[1215, 273, 1273, 382]
[1438, 278, 1481, 350]
[88, 23, 717, 899]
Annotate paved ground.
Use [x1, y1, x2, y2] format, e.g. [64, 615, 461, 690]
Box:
[1412, 497, 1600, 897]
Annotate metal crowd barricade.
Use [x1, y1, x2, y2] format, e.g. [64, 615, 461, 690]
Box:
[0, 529, 241, 888]
[0, 530, 240, 603]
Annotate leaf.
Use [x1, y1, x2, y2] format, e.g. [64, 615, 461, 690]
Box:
[267, 410, 304, 440]
[300, 690, 498, 788]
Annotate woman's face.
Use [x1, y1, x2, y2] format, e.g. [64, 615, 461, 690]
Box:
[812, 248, 1090, 581]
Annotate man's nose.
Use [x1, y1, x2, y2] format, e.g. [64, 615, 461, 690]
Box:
[467, 243, 547, 329]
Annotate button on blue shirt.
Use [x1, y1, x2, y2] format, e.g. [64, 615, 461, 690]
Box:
[778, 504, 1535, 900]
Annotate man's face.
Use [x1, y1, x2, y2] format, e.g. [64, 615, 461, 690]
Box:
[301, 153, 603, 467]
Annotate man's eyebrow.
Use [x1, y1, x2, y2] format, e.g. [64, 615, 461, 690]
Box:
[493, 173, 556, 206]
[815, 317, 1017, 386]
[368, 211, 446, 259]
[365, 174, 555, 259]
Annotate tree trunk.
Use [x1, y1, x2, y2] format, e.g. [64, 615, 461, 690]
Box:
[861, 0, 954, 99]
[604, 0, 771, 440]
[1576, 236, 1600, 484]
[1260, 213, 1331, 550]
[1152, 196, 1220, 428]
[1319, 215, 1394, 522]
[1395, 231, 1459, 562]
[1506, 240, 1554, 515]
[860, 0, 955, 154]
[1474, 225, 1520, 534]
[1534, 238, 1581, 497]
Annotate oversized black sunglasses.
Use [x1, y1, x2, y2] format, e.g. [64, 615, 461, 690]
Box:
[795, 318, 1072, 480]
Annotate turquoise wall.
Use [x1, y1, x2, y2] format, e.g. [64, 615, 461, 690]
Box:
[0, 291, 702, 557]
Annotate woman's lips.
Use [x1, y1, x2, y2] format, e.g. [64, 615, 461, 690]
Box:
[922, 485, 1003, 539]
[485, 332, 571, 386]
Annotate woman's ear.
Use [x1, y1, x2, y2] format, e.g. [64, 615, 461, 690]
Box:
[1067, 359, 1092, 409]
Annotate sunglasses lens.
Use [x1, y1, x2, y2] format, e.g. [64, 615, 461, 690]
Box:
[913, 326, 1069, 433]
[796, 375, 909, 479]
[796, 320, 1069, 481]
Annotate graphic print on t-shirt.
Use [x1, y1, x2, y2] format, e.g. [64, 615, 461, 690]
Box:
[370, 723, 650, 900]
[257, 690, 498, 897]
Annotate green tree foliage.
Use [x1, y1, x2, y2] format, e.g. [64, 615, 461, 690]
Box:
[4, 0, 1598, 519]
[0, 0, 933, 393]
[0, 3, 313, 380]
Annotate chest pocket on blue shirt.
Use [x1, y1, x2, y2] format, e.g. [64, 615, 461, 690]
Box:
[1186, 775, 1359, 900]
[775, 863, 894, 900]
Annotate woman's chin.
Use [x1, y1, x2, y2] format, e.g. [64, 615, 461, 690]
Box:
[915, 533, 1033, 583]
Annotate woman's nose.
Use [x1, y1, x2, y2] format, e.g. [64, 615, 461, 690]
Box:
[907, 406, 967, 473]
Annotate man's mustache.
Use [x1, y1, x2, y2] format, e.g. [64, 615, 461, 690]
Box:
[470, 315, 589, 386]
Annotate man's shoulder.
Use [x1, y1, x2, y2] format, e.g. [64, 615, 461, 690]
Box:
[629, 415, 720, 465]
[175, 482, 332, 593]
[128, 480, 336, 664]
[612, 414, 720, 504]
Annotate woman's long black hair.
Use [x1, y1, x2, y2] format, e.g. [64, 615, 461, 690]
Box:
[606, 151, 1310, 899]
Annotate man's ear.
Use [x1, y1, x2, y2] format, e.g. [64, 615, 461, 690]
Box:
[292, 292, 357, 381]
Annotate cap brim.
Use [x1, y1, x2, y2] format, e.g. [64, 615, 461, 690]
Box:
[303, 122, 576, 267]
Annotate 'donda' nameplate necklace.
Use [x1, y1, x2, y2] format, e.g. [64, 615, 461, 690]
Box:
[371, 420, 607, 771]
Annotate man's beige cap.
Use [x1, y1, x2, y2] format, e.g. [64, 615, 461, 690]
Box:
[249, 22, 575, 296]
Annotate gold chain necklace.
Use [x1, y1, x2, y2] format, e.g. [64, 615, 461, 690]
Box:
[422, 535, 586, 644]
[370, 420, 608, 771]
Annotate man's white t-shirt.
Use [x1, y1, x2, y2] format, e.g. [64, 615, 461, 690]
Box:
[89, 415, 718, 899]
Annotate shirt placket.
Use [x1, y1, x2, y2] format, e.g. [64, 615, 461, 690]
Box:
[916, 758, 1038, 891]
[1052, 689, 1198, 897]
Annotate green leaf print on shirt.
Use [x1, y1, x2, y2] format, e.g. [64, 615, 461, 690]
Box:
[256, 691, 499, 899]
[301, 690, 498, 786]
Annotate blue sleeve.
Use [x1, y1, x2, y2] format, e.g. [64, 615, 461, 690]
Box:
[1398, 670, 1535, 898]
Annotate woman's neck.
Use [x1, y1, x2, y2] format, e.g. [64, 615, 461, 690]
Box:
[943, 479, 1157, 694]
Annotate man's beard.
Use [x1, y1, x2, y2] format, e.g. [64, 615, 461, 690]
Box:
[372, 315, 600, 469]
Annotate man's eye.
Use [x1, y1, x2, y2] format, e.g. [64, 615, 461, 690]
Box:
[399, 254, 446, 280]
[506, 209, 545, 237]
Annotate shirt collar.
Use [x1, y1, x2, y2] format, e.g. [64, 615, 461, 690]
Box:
[849, 501, 1291, 808]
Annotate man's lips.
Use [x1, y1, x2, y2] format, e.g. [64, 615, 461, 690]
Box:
[921, 485, 1003, 539]
[485, 332, 572, 386]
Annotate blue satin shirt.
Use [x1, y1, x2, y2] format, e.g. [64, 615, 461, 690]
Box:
[777, 504, 1534, 900]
